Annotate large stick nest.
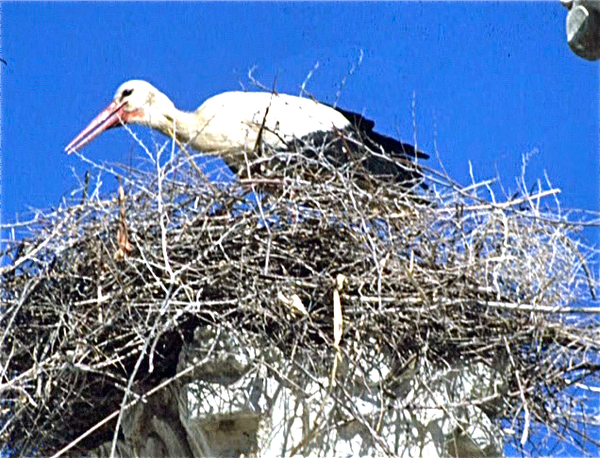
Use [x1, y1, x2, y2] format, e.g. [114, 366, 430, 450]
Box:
[1, 134, 599, 456]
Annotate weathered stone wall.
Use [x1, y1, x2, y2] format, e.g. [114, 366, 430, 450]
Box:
[90, 325, 503, 457]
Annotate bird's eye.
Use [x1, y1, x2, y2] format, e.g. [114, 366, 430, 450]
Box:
[121, 88, 134, 100]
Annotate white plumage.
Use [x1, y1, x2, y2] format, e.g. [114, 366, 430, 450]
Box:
[196, 90, 351, 149]
[65, 79, 425, 182]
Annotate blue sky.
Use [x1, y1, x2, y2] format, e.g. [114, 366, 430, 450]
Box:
[2, 1, 599, 455]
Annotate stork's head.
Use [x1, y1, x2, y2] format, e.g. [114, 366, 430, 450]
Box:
[65, 80, 175, 153]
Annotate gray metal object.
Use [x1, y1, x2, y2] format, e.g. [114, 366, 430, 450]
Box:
[562, 0, 600, 60]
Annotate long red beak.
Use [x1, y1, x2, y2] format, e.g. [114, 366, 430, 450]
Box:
[65, 100, 128, 153]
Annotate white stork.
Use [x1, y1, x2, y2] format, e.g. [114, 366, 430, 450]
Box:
[65, 80, 426, 184]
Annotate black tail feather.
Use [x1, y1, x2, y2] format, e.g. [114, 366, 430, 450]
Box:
[229, 104, 428, 190]
[331, 106, 428, 161]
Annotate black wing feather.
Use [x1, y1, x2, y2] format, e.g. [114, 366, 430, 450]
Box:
[332, 106, 428, 160]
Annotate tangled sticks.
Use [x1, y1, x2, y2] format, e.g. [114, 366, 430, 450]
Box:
[1, 136, 599, 456]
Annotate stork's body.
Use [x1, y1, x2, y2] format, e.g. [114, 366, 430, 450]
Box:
[162, 91, 351, 163]
[66, 80, 426, 182]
